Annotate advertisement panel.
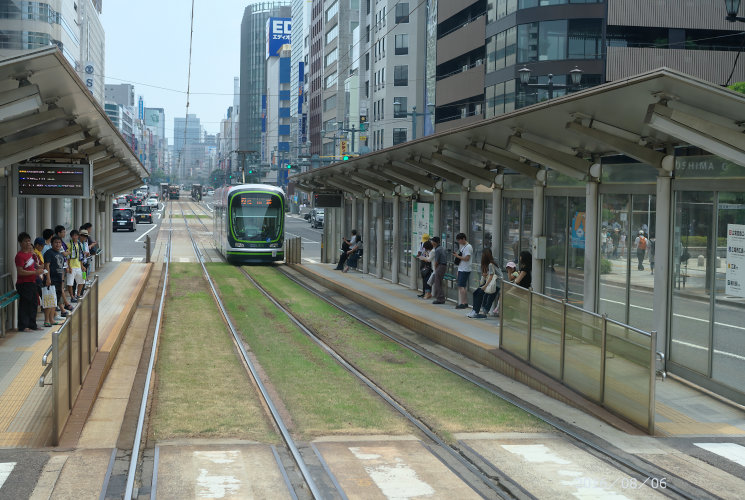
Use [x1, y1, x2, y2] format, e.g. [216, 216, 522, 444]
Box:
[726, 224, 745, 298]
[412, 202, 434, 255]
[266, 18, 291, 59]
[571, 211, 586, 249]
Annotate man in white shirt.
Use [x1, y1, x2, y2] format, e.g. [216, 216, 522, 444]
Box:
[452, 233, 473, 309]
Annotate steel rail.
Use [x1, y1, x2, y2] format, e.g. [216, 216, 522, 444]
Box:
[275, 266, 709, 500]
[179, 205, 323, 499]
[240, 267, 514, 500]
[123, 201, 173, 499]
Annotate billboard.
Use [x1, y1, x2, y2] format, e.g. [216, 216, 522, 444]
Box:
[266, 18, 291, 59]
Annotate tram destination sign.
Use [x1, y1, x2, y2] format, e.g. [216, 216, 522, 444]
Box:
[12, 163, 92, 199]
[314, 191, 342, 208]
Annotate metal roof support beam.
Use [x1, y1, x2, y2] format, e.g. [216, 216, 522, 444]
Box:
[378, 166, 433, 190]
[325, 179, 366, 195]
[507, 135, 591, 180]
[565, 121, 672, 171]
[0, 83, 42, 121]
[294, 183, 315, 193]
[406, 159, 466, 185]
[95, 170, 130, 188]
[93, 161, 122, 178]
[466, 144, 539, 179]
[429, 152, 496, 187]
[440, 147, 489, 169]
[0, 107, 67, 138]
[0, 124, 85, 169]
[100, 176, 139, 194]
[645, 103, 745, 166]
[363, 169, 419, 192]
[81, 144, 111, 162]
[349, 173, 393, 194]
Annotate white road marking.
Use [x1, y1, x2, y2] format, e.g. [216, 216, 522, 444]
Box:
[193, 450, 241, 498]
[599, 297, 745, 332]
[0, 462, 15, 489]
[112, 257, 123, 262]
[501, 444, 571, 465]
[131, 257, 144, 263]
[179, 257, 190, 263]
[348, 447, 435, 498]
[694, 443, 745, 467]
[135, 224, 158, 242]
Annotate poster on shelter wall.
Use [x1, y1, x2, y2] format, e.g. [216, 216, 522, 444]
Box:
[726, 224, 745, 298]
[571, 212, 586, 249]
[412, 202, 434, 255]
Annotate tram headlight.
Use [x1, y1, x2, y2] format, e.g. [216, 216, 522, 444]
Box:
[269, 243, 279, 248]
[235, 242, 245, 248]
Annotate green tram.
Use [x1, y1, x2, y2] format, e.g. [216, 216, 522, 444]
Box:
[213, 184, 285, 264]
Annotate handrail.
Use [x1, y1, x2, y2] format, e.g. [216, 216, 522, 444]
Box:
[42, 345, 53, 366]
[39, 364, 52, 387]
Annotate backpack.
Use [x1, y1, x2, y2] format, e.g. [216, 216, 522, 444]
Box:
[638, 236, 647, 250]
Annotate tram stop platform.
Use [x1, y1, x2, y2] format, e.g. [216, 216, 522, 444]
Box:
[0, 261, 152, 448]
[292, 261, 745, 441]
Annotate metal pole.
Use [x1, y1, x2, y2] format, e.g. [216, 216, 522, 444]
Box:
[560, 299, 567, 381]
[526, 289, 533, 361]
[548, 74, 554, 99]
[144, 235, 151, 263]
[648, 330, 657, 435]
[600, 314, 608, 404]
[411, 105, 417, 140]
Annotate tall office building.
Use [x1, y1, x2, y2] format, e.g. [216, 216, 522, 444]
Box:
[173, 114, 204, 180]
[239, 1, 291, 155]
[290, 0, 312, 161]
[0, 0, 106, 103]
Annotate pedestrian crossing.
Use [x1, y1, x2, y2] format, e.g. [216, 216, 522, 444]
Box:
[695, 442, 745, 467]
[0, 462, 15, 489]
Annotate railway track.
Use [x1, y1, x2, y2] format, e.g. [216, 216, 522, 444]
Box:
[110, 204, 720, 499]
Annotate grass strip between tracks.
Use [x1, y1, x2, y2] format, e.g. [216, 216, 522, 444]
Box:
[246, 266, 550, 441]
[207, 263, 411, 440]
[181, 214, 210, 219]
[150, 263, 279, 442]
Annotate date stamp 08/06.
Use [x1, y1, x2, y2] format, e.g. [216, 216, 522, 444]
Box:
[572, 476, 668, 490]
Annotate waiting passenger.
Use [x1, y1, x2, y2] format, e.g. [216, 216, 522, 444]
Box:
[515, 251, 532, 289]
[490, 261, 516, 317]
[452, 233, 473, 309]
[467, 248, 502, 318]
[430, 236, 447, 304]
[336, 229, 358, 270]
[418, 240, 434, 299]
[343, 234, 363, 272]
[15, 232, 44, 332]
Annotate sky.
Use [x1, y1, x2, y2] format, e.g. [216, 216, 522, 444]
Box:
[101, 0, 249, 143]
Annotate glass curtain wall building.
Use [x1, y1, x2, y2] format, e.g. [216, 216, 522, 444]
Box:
[239, 2, 292, 155]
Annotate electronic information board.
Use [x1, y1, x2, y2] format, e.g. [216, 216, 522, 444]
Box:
[314, 192, 342, 208]
[12, 163, 92, 199]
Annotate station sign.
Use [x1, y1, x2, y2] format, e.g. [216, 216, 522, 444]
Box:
[12, 163, 92, 199]
[314, 191, 342, 208]
[726, 223, 745, 298]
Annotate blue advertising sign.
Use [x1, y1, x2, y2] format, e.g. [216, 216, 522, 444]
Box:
[571, 211, 586, 249]
[138, 96, 144, 120]
[266, 17, 291, 59]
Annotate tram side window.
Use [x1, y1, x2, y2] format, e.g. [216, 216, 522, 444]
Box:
[231, 194, 282, 241]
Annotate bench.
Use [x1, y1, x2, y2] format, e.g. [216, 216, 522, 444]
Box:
[0, 288, 20, 338]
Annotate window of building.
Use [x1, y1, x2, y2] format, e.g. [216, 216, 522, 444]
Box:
[395, 34, 408, 55]
[325, 71, 338, 88]
[395, 2, 409, 23]
[393, 128, 407, 145]
[394, 65, 408, 86]
[326, 24, 338, 44]
[393, 97, 407, 118]
[326, 1, 338, 22]
[380, 98, 384, 119]
[323, 118, 337, 132]
[325, 48, 338, 67]
[323, 95, 337, 111]
[517, 19, 601, 63]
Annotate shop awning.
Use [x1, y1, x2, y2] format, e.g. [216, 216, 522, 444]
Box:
[0, 47, 148, 194]
[292, 68, 745, 194]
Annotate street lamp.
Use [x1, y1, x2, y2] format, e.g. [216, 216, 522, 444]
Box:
[392, 102, 435, 141]
[518, 66, 583, 106]
[725, 0, 745, 22]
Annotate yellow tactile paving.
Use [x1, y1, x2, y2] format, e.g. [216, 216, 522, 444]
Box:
[0, 432, 34, 447]
[0, 333, 52, 431]
[656, 422, 745, 435]
[657, 402, 698, 424]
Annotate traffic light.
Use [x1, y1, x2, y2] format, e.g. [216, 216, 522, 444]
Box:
[247, 168, 253, 174]
[286, 163, 293, 169]
[342, 155, 350, 161]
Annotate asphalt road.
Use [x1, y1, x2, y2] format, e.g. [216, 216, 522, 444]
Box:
[285, 213, 323, 262]
[110, 202, 166, 260]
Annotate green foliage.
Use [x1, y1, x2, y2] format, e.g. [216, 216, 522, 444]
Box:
[600, 258, 612, 275]
[728, 82, 745, 94]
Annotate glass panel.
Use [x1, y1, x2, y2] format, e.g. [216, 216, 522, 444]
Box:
[383, 201, 393, 273]
[495, 31, 506, 71]
[503, 198, 521, 266]
[230, 193, 283, 241]
[70, 309, 81, 403]
[601, 159, 658, 184]
[0, 176, 5, 272]
[520, 198, 533, 255]
[604, 321, 651, 429]
[486, 35, 496, 73]
[501, 283, 531, 359]
[544, 196, 568, 300]
[505, 27, 517, 67]
[469, 199, 486, 289]
[530, 294, 562, 378]
[628, 195, 656, 331]
[538, 20, 567, 61]
[369, 200, 378, 273]
[598, 194, 630, 323]
[564, 305, 603, 401]
[712, 192, 745, 387]
[671, 191, 713, 375]
[399, 199, 412, 277]
[568, 196, 586, 307]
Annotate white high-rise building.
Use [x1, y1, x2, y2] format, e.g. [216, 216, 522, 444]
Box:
[290, 0, 311, 163]
[0, 0, 106, 103]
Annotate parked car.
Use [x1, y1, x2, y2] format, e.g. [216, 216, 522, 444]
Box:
[310, 208, 325, 229]
[135, 205, 154, 224]
[113, 208, 136, 232]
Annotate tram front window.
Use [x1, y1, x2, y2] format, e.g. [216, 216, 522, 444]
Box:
[231, 194, 282, 241]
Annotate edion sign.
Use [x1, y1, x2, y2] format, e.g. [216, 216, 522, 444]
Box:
[266, 17, 292, 59]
